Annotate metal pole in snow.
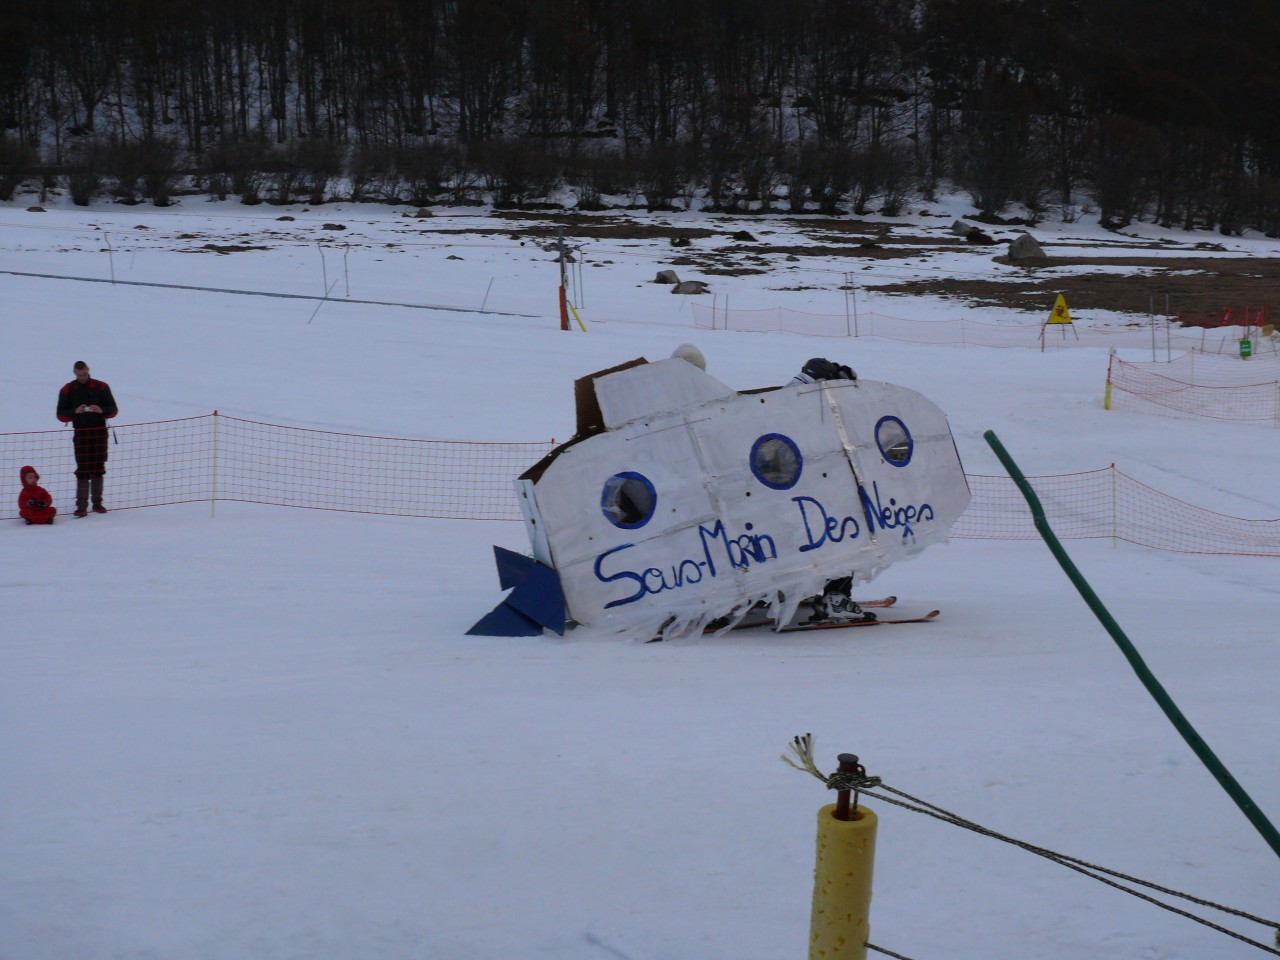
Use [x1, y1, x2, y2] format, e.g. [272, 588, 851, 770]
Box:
[844, 273, 852, 338]
[557, 226, 569, 331]
[210, 411, 218, 519]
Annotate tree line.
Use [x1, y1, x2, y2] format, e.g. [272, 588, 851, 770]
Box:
[2, 0, 1278, 233]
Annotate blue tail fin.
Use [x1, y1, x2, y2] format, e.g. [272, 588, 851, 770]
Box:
[467, 546, 567, 636]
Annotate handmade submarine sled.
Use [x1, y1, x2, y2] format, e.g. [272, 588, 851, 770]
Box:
[469, 352, 969, 640]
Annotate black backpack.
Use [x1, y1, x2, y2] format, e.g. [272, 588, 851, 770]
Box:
[802, 357, 856, 381]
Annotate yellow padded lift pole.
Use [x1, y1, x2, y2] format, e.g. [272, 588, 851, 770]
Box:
[810, 754, 878, 960]
[810, 804, 878, 960]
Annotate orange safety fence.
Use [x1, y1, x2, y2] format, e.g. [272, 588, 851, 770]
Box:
[3, 414, 553, 522]
[953, 468, 1280, 556]
[1106, 352, 1280, 425]
[690, 302, 1280, 354]
[5, 415, 1278, 556]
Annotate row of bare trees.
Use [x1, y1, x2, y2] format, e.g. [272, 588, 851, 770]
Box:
[2, 0, 1279, 232]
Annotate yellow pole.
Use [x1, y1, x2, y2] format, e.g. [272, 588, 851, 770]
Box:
[809, 802, 878, 960]
[1104, 348, 1115, 410]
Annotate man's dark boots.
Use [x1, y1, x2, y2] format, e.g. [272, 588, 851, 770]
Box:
[74, 478, 89, 517]
[90, 476, 107, 513]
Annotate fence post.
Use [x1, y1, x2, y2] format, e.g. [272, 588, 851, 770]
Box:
[211, 411, 218, 518]
[104, 232, 116, 283]
[1110, 463, 1118, 548]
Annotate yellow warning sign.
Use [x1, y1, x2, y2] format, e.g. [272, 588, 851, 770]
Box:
[1048, 293, 1073, 324]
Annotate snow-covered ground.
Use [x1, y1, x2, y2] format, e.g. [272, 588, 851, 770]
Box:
[2, 195, 1279, 960]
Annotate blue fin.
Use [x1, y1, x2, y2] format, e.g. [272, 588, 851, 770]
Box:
[466, 604, 544, 637]
[493, 545, 536, 591]
[505, 562, 566, 635]
[467, 546, 567, 636]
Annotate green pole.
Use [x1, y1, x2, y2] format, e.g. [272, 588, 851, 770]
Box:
[983, 429, 1280, 862]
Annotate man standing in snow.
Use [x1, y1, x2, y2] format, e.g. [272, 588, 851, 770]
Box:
[56, 361, 119, 517]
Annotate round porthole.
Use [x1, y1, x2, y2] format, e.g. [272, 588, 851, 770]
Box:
[750, 433, 803, 490]
[875, 416, 913, 466]
[601, 471, 657, 528]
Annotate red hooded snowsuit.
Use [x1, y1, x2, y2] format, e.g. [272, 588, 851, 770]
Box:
[19, 466, 57, 524]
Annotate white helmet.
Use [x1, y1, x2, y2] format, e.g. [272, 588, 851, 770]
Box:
[671, 343, 706, 370]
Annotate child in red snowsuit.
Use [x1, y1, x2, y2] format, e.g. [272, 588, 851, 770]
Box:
[18, 466, 57, 524]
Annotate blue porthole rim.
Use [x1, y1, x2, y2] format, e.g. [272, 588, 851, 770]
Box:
[874, 415, 914, 467]
[750, 432, 804, 490]
[600, 470, 658, 529]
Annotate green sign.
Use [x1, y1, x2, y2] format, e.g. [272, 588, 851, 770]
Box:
[1240, 338, 1253, 359]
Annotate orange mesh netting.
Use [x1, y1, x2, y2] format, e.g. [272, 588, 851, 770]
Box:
[5, 415, 1277, 556]
[1107, 353, 1280, 424]
[954, 469, 1280, 556]
[690, 303, 1280, 355]
[212, 417, 551, 518]
[6, 416, 215, 511]
[3, 414, 551, 522]
[955, 469, 1117, 542]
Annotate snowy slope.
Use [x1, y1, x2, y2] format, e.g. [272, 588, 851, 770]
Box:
[2, 197, 1278, 960]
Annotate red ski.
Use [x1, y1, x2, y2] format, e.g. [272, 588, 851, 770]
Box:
[650, 598, 926, 641]
[777, 609, 940, 632]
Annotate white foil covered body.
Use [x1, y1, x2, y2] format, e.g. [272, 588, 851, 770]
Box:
[518, 358, 970, 638]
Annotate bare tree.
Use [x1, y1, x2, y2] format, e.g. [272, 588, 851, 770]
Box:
[441, 0, 523, 139]
[476, 136, 559, 206]
[0, 136, 36, 200]
[1091, 113, 1158, 229]
[63, 135, 105, 205]
[45, 0, 119, 135]
[348, 143, 399, 202]
[397, 140, 453, 206]
[738, 130, 781, 210]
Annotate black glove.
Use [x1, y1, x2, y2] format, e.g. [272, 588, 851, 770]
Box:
[27, 499, 47, 509]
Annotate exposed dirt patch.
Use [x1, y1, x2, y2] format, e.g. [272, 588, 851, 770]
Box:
[874, 257, 1280, 324]
[413, 212, 1278, 322]
[449, 213, 726, 242]
[190, 242, 273, 254]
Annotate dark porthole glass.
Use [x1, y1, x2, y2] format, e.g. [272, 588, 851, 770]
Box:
[875, 416, 913, 466]
[601, 471, 657, 528]
[750, 433, 803, 490]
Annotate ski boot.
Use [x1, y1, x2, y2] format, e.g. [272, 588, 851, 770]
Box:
[808, 577, 876, 624]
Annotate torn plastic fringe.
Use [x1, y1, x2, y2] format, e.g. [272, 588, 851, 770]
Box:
[603, 561, 889, 642]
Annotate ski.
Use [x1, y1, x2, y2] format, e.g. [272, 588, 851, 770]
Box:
[650, 598, 922, 641]
[778, 609, 940, 632]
